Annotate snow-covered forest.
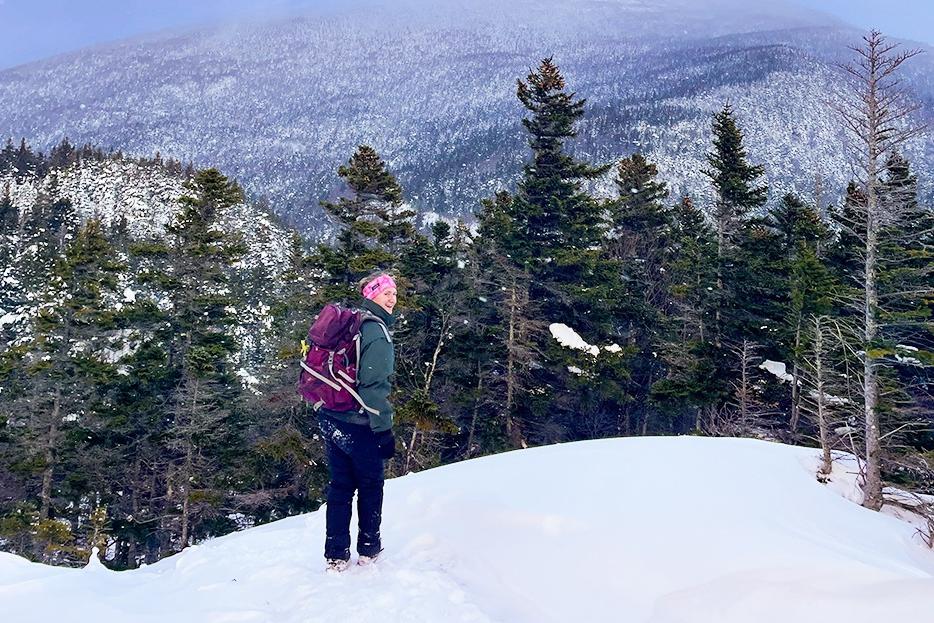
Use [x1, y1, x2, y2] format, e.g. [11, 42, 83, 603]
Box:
[1, 27, 931, 572]
[1, 0, 932, 233]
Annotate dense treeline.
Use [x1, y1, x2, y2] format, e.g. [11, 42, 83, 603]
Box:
[0, 136, 195, 180]
[1, 44, 932, 567]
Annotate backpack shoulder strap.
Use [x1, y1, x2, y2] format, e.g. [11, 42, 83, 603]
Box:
[356, 310, 391, 343]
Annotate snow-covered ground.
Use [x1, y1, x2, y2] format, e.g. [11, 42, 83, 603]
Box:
[2, 437, 933, 623]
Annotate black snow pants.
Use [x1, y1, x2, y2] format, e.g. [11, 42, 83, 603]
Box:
[318, 412, 385, 560]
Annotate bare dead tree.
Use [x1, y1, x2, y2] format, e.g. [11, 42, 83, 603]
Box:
[831, 30, 927, 510]
[810, 316, 834, 475]
[724, 338, 769, 436]
[797, 315, 862, 477]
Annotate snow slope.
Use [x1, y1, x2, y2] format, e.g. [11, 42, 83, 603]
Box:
[2, 437, 933, 623]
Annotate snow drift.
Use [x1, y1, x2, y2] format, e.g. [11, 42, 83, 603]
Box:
[2, 436, 933, 622]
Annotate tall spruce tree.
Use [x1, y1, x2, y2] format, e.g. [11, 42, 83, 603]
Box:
[652, 196, 721, 432]
[703, 103, 768, 347]
[609, 153, 672, 435]
[160, 168, 247, 550]
[471, 191, 539, 449]
[313, 145, 404, 304]
[476, 58, 625, 445]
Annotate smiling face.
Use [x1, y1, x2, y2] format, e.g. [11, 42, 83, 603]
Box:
[371, 286, 397, 314]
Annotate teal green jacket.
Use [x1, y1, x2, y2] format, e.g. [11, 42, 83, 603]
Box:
[356, 298, 396, 433]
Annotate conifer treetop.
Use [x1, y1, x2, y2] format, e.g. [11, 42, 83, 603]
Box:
[703, 103, 767, 214]
[336, 144, 403, 206]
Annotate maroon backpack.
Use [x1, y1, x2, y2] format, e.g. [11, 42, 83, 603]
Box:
[297, 303, 384, 413]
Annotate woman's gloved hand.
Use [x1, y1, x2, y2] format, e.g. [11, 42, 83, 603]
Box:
[375, 430, 396, 460]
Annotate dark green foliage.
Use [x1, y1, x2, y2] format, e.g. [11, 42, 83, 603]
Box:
[471, 58, 627, 447]
[0, 219, 123, 563]
[312, 145, 407, 304]
[652, 196, 722, 429]
[608, 154, 673, 434]
[704, 103, 768, 224]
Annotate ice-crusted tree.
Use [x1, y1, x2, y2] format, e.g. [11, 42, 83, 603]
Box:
[830, 30, 928, 510]
[0, 184, 15, 234]
[235, 232, 329, 521]
[798, 314, 864, 478]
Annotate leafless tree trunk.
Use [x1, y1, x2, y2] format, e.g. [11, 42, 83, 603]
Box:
[504, 274, 529, 448]
[832, 30, 926, 510]
[790, 319, 803, 433]
[465, 360, 482, 459]
[39, 388, 61, 520]
[812, 316, 833, 476]
[714, 212, 725, 349]
[178, 378, 200, 550]
[729, 339, 760, 435]
[404, 309, 452, 470]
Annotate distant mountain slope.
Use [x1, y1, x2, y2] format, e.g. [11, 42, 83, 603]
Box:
[2, 437, 933, 622]
[1, 0, 931, 233]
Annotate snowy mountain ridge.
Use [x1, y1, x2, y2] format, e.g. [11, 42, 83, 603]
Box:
[0, 160, 295, 376]
[2, 436, 932, 623]
[2, 0, 931, 233]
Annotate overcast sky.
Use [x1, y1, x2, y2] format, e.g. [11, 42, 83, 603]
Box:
[0, 0, 931, 70]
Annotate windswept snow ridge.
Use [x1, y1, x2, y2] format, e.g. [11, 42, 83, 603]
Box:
[1, 437, 932, 623]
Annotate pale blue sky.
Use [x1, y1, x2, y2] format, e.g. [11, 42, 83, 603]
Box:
[0, 0, 931, 70]
[795, 0, 934, 46]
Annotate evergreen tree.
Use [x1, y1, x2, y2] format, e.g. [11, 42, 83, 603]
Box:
[238, 232, 329, 525]
[703, 103, 768, 347]
[475, 58, 625, 446]
[510, 58, 615, 330]
[0, 183, 15, 234]
[765, 194, 836, 432]
[875, 154, 934, 458]
[609, 153, 672, 434]
[652, 196, 721, 432]
[1, 219, 122, 562]
[48, 138, 77, 170]
[0, 138, 16, 172]
[157, 168, 248, 550]
[312, 145, 404, 304]
[13, 139, 41, 178]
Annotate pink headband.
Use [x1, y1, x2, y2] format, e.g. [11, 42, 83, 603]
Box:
[362, 274, 397, 300]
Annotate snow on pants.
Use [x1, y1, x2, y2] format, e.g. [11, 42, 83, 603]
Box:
[318, 413, 385, 560]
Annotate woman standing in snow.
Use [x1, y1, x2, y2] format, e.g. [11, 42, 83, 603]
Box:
[318, 271, 398, 573]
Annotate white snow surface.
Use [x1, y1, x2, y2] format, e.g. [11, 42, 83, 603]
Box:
[549, 323, 622, 357]
[759, 359, 796, 383]
[550, 322, 600, 356]
[2, 437, 934, 623]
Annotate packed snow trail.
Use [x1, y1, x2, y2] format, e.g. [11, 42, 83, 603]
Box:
[2, 437, 933, 623]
